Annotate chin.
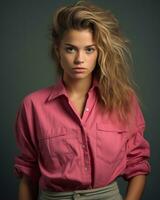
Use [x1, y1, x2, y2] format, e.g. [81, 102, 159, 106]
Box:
[72, 74, 90, 79]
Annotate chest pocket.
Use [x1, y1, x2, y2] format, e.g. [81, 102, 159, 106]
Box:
[96, 123, 127, 164]
[48, 135, 80, 157]
[38, 127, 81, 169]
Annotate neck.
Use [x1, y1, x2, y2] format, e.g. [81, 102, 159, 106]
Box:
[63, 75, 93, 98]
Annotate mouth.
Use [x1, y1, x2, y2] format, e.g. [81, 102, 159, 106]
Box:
[72, 67, 86, 72]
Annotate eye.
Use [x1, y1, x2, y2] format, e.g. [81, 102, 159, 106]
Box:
[85, 47, 95, 54]
[65, 47, 76, 53]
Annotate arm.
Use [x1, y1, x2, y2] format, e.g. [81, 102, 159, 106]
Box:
[19, 175, 39, 200]
[14, 99, 40, 200]
[125, 175, 147, 200]
[122, 95, 151, 200]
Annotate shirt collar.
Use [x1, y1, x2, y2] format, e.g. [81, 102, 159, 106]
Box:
[47, 76, 99, 102]
[90, 77, 99, 91]
[47, 77, 68, 102]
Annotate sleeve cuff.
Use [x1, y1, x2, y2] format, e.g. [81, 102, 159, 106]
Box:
[122, 160, 151, 180]
[14, 164, 40, 182]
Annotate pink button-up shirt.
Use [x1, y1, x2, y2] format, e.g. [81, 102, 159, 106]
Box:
[14, 78, 150, 192]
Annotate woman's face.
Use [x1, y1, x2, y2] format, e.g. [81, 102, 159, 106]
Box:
[57, 29, 98, 81]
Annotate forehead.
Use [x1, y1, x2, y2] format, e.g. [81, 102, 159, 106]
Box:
[60, 29, 95, 46]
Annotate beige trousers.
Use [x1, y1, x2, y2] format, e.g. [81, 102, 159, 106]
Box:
[39, 181, 123, 200]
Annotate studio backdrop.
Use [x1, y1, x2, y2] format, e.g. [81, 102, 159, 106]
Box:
[0, 0, 159, 199]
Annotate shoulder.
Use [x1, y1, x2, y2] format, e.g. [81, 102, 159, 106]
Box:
[20, 84, 55, 108]
[129, 93, 145, 123]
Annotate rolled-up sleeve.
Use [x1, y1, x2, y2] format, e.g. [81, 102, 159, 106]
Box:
[14, 97, 40, 181]
[122, 96, 151, 180]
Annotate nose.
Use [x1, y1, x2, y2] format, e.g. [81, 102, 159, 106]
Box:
[74, 51, 84, 64]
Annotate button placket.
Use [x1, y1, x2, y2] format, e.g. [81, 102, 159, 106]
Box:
[84, 151, 90, 172]
[80, 125, 91, 176]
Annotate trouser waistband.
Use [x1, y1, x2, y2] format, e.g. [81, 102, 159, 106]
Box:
[39, 181, 123, 200]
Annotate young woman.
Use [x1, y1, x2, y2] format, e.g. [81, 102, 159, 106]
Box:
[14, 1, 151, 200]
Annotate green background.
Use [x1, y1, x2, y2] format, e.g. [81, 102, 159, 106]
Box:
[1, 0, 159, 199]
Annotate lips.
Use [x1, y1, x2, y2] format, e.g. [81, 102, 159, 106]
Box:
[72, 67, 86, 72]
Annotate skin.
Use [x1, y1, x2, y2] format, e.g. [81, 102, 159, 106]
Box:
[124, 175, 147, 200]
[18, 29, 147, 200]
[18, 175, 39, 200]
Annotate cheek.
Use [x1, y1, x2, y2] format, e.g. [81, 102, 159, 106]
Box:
[88, 55, 98, 67]
[60, 54, 72, 66]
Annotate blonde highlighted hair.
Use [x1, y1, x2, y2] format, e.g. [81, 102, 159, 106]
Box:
[51, 0, 137, 120]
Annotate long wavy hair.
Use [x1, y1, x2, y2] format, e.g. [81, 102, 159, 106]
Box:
[50, 0, 138, 120]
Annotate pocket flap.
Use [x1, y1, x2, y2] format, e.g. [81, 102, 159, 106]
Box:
[96, 123, 126, 133]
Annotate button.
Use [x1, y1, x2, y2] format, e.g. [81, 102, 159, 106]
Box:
[85, 167, 88, 171]
[85, 107, 89, 112]
[82, 144, 86, 149]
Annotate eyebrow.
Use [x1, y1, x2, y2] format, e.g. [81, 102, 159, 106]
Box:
[64, 43, 96, 48]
